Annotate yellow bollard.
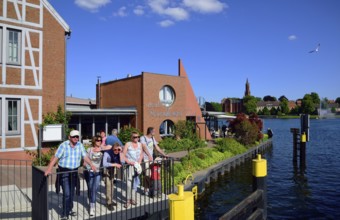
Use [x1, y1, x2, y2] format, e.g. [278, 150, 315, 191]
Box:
[168, 176, 195, 220]
[252, 154, 267, 177]
[301, 132, 306, 143]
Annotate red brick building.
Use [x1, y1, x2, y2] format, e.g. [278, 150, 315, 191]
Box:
[98, 60, 211, 140]
[0, 0, 70, 151]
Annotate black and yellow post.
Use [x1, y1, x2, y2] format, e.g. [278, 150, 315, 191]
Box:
[300, 132, 307, 169]
[252, 154, 267, 219]
[290, 128, 300, 165]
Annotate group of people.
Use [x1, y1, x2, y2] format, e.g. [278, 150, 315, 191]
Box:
[44, 127, 167, 219]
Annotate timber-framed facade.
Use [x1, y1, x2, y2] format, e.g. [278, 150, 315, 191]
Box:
[0, 0, 70, 151]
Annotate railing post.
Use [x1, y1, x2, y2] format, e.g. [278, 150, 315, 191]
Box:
[252, 154, 267, 219]
[32, 166, 48, 220]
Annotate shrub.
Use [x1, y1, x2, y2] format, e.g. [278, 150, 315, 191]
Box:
[174, 120, 196, 139]
[26, 147, 57, 166]
[118, 126, 142, 145]
[215, 138, 248, 155]
[159, 137, 178, 152]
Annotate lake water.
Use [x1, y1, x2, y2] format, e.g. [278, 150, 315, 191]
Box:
[196, 119, 340, 219]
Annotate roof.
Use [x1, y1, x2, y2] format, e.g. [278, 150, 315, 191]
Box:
[203, 111, 236, 119]
[66, 96, 96, 105]
[67, 107, 137, 116]
[42, 0, 71, 34]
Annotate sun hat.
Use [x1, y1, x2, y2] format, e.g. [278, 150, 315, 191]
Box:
[70, 130, 80, 137]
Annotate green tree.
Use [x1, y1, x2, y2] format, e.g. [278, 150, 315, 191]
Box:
[301, 94, 316, 114]
[262, 107, 270, 115]
[174, 120, 196, 139]
[263, 95, 277, 101]
[280, 99, 290, 114]
[335, 97, 340, 104]
[279, 95, 288, 102]
[243, 95, 258, 114]
[270, 107, 278, 115]
[118, 126, 142, 145]
[310, 92, 320, 105]
[210, 102, 222, 112]
[290, 105, 301, 115]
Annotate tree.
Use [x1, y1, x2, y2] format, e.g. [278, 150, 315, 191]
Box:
[279, 95, 288, 102]
[262, 107, 270, 115]
[210, 102, 222, 112]
[263, 95, 277, 101]
[310, 92, 320, 105]
[279, 99, 290, 114]
[335, 97, 340, 104]
[228, 113, 260, 146]
[301, 94, 316, 114]
[270, 107, 278, 115]
[290, 106, 300, 115]
[243, 95, 258, 114]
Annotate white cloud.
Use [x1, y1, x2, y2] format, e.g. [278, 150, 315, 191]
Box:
[134, 5, 145, 15]
[288, 35, 297, 41]
[159, 19, 175, 27]
[113, 6, 128, 17]
[75, 0, 111, 12]
[183, 0, 227, 13]
[148, 0, 189, 21]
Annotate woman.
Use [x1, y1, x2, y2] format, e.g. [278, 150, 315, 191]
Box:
[122, 132, 152, 208]
[84, 135, 109, 216]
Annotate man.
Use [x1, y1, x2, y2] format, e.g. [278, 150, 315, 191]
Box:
[45, 130, 96, 220]
[105, 129, 123, 147]
[140, 127, 167, 197]
[102, 143, 123, 211]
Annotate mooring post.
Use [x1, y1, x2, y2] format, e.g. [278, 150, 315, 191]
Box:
[300, 132, 307, 169]
[252, 154, 267, 219]
[290, 128, 299, 164]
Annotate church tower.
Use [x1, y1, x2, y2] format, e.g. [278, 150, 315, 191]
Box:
[245, 78, 251, 96]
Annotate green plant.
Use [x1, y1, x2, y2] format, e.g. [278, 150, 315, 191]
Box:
[26, 147, 57, 166]
[174, 120, 196, 139]
[118, 126, 142, 145]
[215, 138, 248, 155]
[42, 105, 71, 139]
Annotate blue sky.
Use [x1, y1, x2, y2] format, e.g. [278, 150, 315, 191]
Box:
[48, 0, 340, 102]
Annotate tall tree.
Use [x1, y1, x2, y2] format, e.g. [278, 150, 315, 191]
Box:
[279, 99, 290, 114]
[301, 94, 316, 114]
[336, 97, 340, 104]
[279, 95, 288, 102]
[243, 95, 258, 114]
[263, 95, 277, 101]
[210, 102, 222, 112]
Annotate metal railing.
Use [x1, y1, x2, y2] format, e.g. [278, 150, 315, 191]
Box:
[33, 158, 175, 220]
[0, 159, 32, 219]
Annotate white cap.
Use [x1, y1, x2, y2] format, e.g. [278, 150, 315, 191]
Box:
[70, 130, 80, 137]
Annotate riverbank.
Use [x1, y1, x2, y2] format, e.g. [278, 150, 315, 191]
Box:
[177, 140, 273, 195]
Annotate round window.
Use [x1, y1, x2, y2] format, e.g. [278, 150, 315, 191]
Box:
[159, 85, 175, 107]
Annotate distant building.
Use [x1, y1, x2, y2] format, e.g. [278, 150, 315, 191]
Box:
[222, 98, 243, 114]
[245, 78, 251, 96]
[256, 101, 280, 112]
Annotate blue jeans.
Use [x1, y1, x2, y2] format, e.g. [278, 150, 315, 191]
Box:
[60, 169, 78, 217]
[86, 171, 101, 203]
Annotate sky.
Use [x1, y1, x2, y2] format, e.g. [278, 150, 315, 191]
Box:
[48, 0, 340, 102]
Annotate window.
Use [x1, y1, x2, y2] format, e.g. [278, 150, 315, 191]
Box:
[0, 28, 2, 63]
[159, 85, 175, 107]
[7, 29, 21, 65]
[6, 99, 21, 135]
[159, 120, 174, 138]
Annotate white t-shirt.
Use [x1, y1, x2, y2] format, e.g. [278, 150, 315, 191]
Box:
[140, 136, 158, 161]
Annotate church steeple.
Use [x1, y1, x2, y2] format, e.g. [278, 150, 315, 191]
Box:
[245, 78, 251, 96]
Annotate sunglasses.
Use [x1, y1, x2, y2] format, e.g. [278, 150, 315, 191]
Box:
[95, 139, 102, 142]
[71, 136, 79, 139]
[113, 149, 121, 152]
[132, 136, 140, 139]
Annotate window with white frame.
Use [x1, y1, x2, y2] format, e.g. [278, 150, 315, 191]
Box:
[6, 99, 21, 135]
[159, 85, 175, 107]
[7, 29, 21, 65]
[0, 27, 2, 63]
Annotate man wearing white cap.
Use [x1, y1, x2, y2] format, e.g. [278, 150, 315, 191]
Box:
[45, 130, 96, 219]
